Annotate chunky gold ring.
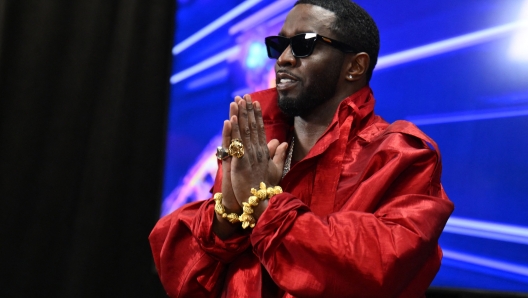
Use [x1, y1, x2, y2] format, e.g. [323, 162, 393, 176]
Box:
[216, 146, 230, 160]
[228, 138, 244, 158]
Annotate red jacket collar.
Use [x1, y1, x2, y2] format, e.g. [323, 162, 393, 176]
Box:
[248, 86, 376, 144]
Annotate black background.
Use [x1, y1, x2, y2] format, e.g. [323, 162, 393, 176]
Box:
[0, 1, 174, 296]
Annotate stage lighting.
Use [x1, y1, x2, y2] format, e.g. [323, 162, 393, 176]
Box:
[509, 0, 528, 61]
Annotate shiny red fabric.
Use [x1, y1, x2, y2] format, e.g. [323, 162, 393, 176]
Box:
[149, 86, 454, 298]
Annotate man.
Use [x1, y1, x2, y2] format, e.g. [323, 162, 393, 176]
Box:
[149, 0, 454, 297]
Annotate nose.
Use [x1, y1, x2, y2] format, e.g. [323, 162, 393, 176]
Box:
[277, 44, 296, 67]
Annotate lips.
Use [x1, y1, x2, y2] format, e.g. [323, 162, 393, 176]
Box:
[276, 71, 300, 91]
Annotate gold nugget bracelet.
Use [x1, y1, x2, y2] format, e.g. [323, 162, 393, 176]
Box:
[239, 182, 282, 229]
[213, 183, 282, 229]
[213, 193, 240, 224]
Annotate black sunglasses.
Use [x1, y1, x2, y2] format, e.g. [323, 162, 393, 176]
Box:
[265, 33, 356, 59]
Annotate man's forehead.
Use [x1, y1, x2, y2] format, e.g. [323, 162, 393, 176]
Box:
[279, 4, 335, 37]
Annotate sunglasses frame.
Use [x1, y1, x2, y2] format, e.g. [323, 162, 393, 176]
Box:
[265, 33, 356, 59]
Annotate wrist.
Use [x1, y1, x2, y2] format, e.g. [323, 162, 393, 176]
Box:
[213, 210, 241, 240]
[252, 199, 269, 220]
[238, 182, 282, 229]
[214, 193, 241, 224]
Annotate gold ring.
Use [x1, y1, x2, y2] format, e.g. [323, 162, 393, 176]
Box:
[216, 146, 230, 160]
[228, 138, 244, 158]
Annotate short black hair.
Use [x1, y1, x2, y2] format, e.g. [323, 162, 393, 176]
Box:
[294, 0, 380, 82]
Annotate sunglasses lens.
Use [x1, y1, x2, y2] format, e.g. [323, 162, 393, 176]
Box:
[265, 36, 290, 59]
[264, 34, 317, 59]
[291, 34, 316, 57]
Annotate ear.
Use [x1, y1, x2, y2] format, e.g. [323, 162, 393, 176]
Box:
[344, 52, 370, 82]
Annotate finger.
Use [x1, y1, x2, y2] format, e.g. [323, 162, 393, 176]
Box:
[267, 139, 280, 158]
[254, 101, 269, 157]
[234, 95, 243, 104]
[230, 115, 241, 138]
[222, 120, 231, 149]
[221, 119, 232, 191]
[272, 142, 289, 170]
[237, 100, 254, 162]
[244, 95, 259, 149]
[229, 102, 238, 120]
[221, 120, 242, 213]
[221, 119, 233, 168]
[230, 115, 248, 166]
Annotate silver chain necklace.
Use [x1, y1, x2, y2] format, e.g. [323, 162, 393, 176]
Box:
[282, 137, 294, 178]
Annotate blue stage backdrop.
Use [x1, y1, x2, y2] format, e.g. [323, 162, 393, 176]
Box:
[163, 0, 528, 293]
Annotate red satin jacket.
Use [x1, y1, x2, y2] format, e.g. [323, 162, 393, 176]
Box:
[149, 86, 454, 298]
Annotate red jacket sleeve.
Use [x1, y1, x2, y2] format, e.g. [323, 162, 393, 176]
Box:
[251, 133, 454, 297]
[149, 198, 250, 297]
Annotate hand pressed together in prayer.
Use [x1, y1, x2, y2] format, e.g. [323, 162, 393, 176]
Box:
[213, 94, 288, 239]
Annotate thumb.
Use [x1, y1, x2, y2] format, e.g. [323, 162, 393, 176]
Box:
[267, 139, 279, 158]
[272, 142, 289, 169]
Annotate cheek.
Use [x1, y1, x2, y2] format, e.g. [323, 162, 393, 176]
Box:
[299, 58, 328, 84]
[309, 59, 340, 86]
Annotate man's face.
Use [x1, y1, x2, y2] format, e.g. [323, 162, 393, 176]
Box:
[275, 4, 346, 117]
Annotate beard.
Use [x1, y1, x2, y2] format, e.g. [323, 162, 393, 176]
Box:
[278, 91, 327, 118]
[277, 71, 341, 118]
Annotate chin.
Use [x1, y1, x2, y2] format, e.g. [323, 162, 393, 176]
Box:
[277, 95, 304, 117]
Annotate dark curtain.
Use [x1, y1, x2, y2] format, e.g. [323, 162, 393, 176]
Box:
[0, 0, 174, 296]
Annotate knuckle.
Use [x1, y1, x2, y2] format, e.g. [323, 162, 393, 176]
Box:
[244, 127, 251, 136]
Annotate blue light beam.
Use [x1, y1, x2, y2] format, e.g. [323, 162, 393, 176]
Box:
[444, 216, 528, 245]
[229, 0, 296, 35]
[407, 106, 528, 126]
[443, 249, 528, 277]
[170, 46, 240, 84]
[173, 0, 262, 55]
[377, 21, 528, 70]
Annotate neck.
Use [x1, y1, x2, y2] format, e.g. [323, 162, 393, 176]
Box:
[291, 84, 365, 161]
[291, 119, 326, 162]
[291, 100, 336, 161]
